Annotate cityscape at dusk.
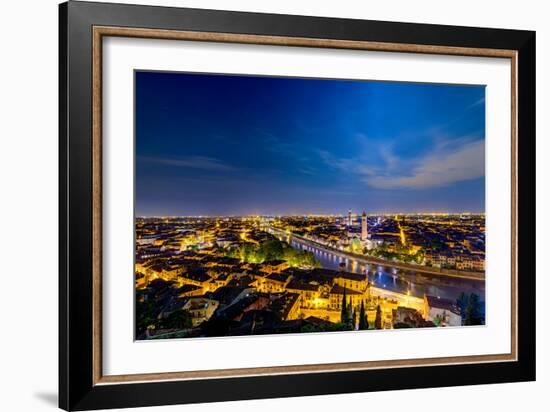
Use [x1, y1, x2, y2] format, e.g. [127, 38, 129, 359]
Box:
[135, 71, 486, 340]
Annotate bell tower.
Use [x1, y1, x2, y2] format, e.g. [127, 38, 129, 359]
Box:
[361, 210, 368, 241]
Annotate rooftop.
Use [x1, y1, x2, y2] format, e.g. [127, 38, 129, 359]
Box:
[329, 284, 363, 296]
[425, 295, 461, 315]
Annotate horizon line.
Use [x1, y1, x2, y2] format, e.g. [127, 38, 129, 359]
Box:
[136, 211, 485, 218]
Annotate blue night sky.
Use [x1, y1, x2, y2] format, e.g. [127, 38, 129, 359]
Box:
[135, 71, 485, 216]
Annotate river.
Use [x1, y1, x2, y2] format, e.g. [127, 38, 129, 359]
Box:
[274, 231, 485, 303]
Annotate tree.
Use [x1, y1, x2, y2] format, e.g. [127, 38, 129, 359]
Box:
[352, 307, 357, 330]
[225, 246, 240, 259]
[260, 239, 284, 261]
[374, 304, 383, 329]
[159, 310, 192, 330]
[358, 300, 368, 330]
[465, 293, 483, 325]
[350, 238, 362, 253]
[340, 288, 348, 324]
[201, 316, 232, 337]
[282, 246, 320, 268]
[136, 298, 158, 337]
[239, 243, 256, 262]
[456, 292, 469, 323]
[302, 251, 321, 268]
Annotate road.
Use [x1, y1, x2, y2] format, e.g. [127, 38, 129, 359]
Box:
[267, 226, 485, 281]
[267, 227, 485, 301]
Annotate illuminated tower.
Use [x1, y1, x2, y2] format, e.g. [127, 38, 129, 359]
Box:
[361, 211, 368, 241]
[348, 209, 352, 227]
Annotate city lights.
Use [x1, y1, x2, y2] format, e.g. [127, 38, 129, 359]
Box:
[135, 212, 485, 340]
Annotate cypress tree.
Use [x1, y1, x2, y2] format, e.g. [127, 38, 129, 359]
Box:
[359, 300, 367, 330]
[340, 287, 347, 324]
[457, 291, 468, 323]
[375, 304, 383, 329]
[352, 307, 357, 330]
[348, 297, 353, 321]
[465, 293, 481, 325]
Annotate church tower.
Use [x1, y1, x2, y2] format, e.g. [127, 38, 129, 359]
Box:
[361, 210, 368, 241]
[348, 209, 352, 227]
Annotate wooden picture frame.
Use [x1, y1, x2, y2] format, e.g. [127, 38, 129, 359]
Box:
[59, 1, 535, 410]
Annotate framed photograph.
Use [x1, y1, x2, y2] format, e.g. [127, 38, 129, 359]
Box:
[59, 1, 536, 410]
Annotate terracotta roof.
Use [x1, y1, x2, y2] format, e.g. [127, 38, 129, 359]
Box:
[329, 284, 362, 295]
[336, 271, 367, 282]
[269, 293, 300, 319]
[266, 272, 290, 283]
[286, 279, 320, 292]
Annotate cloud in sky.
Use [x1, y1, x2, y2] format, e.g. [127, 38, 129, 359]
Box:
[136, 71, 486, 214]
[364, 139, 484, 189]
[468, 96, 486, 109]
[321, 137, 484, 190]
[138, 155, 239, 172]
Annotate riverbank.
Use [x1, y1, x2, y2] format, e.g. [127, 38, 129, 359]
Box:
[268, 227, 485, 282]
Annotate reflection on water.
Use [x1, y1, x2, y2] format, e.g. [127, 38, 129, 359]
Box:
[288, 238, 485, 302]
